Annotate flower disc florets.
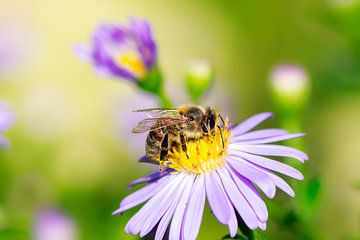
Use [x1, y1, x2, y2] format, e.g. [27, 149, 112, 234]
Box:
[165, 127, 231, 174]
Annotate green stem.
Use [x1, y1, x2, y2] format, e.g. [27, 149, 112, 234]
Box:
[157, 90, 173, 108]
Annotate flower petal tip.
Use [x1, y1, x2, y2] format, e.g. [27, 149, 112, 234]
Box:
[267, 187, 276, 199]
[112, 209, 123, 216]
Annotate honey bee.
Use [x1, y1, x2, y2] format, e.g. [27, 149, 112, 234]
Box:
[132, 104, 225, 166]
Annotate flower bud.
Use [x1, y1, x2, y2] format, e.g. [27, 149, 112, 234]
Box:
[185, 60, 214, 103]
[269, 64, 310, 112]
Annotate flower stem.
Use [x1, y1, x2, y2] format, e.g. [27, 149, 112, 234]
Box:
[157, 90, 173, 108]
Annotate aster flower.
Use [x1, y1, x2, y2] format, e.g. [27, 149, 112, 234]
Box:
[113, 112, 307, 239]
[75, 18, 157, 83]
[0, 101, 14, 148]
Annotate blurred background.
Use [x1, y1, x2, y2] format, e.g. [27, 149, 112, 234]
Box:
[0, 0, 360, 239]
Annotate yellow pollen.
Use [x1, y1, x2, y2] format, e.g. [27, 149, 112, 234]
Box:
[117, 51, 146, 78]
[164, 127, 231, 174]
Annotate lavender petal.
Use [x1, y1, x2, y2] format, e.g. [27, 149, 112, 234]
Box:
[138, 155, 159, 165]
[234, 151, 304, 180]
[232, 129, 288, 142]
[206, 171, 238, 237]
[127, 170, 168, 189]
[73, 44, 92, 62]
[129, 18, 157, 69]
[233, 158, 296, 197]
[113, 175, 171, 215]
[227, 157, 276, 198]
[205, 172, 231, 224]
[258, 221, 267, 230]
[233, 133, 305, 145]
[124, 175, 179, 235]
[228, 208, 238, 238]
[140, 175, 186, 237]
[261, 169, 295, 197]
[217, 167, 259, 230]
[229, 144, 308, 163]
[232, 112, 273, 136]
[226, 166, 268, 222]
[155, 175, 189, 240]
[168, 175, 195, 240]
[183, 175, 206, 240]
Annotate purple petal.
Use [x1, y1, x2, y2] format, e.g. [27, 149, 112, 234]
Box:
[113, 175, 171, 215]
[226, 166, 268, 222]
[139, 155, 159, 165]
[128, 18, 157, 69]
[127, 170, 169, 189]
[140, 175, 186, 237]
[205, 172, 232, 224]
[229, 144, 308, 163]
[261, 169, 295, 197]
[183, 175, 206, 240]
[155, 175, 190, 240]
[232, 113, 273, 136]
[227, 157, 276, 198]
[124, 175, 180, 235]
[89, 24, 137, 81]
[217, 168, 259, 230]
[232, 129, 288, 142]
[205, 171, 238, 237]
[233, 133, 305, 145]
[169, 175, 195, 240]
[258, 221, 266, 230]
[232, 158, 296, 197]
[234, 151, 304, 180]
[73, 44, 92, 62]
[228, 208, 238, 238]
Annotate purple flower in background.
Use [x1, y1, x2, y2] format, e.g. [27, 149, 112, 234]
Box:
[113, 112, 307, 239]
[76, 18, 157, 81]
[34, 209, 77, 240]
[0, 101, 14, 148]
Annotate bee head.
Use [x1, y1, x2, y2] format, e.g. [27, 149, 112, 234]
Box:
[183, 106, 204, 122]
[203, 107, 218, 134]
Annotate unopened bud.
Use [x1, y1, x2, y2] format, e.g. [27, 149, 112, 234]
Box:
[269, 64, 310, 111]
[185, 60, 214, 103]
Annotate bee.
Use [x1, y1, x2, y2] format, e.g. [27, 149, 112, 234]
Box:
[132, 104, 225, 167]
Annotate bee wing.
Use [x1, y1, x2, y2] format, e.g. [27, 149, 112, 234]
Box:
[133, 108, 179, 118]
[132, 117, 188, 134]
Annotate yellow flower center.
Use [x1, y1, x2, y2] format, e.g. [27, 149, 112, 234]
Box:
[165, 127, 231, 174]
[117, 51, 146, 78]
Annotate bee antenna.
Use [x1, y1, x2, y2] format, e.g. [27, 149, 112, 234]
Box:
[217, 125, 225, 148]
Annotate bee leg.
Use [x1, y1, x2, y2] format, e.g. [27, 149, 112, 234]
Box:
[180, 132, 189, 159]
[218, 114, 226, 127]
[217, 125, 225, 148]
[159, 133, 169, 170]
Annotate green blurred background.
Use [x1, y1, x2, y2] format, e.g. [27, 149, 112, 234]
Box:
[0, 0, 360, 239]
